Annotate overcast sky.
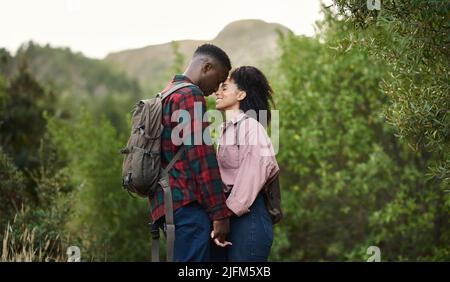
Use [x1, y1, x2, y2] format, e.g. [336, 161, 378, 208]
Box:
[0, 0, 329, 59]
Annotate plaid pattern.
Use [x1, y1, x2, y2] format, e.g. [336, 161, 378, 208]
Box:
[149, 75, 231, 222]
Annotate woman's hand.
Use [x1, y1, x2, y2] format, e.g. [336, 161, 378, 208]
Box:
[211, 230, 232, 247]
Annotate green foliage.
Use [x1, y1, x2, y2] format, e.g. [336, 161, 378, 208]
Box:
[270, 9, 449, 260]
[0, 64, 55, 173]
[332, 0, 449, 190]
[1, 44, 152, 260]
[7, 42, 143, 135]
[0, 142, 73, 262]
[0, 48, 13, 76]
[0, 68, 71, 261]
[46, 109, 150, 261]
[0, 147, 26, 232]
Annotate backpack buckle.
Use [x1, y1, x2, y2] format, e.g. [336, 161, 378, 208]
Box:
[138, 125, 145, 135]
[151, 223, 160, 240]
[122, 172, 132, 187]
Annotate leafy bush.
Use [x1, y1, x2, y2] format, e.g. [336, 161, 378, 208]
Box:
[269, 8, 449, 261]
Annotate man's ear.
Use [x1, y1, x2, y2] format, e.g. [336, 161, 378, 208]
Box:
[237, 90, 247, 101]
[201, 61, 213, 74]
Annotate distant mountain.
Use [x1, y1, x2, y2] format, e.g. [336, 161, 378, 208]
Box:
[4, 42, 141, 98]
[104, 19, 291, 89]
[2, 19, 290, 97]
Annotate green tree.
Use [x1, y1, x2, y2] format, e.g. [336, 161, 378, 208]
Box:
[0, 48, 13, 76]
[7, 42, 142, 136]
[270, 8, 449, 260]
[0, 61, 55, 172]
[0, 147, 26, 231]
[0, 142, 73, 262]
[47, 109, 150, 261]
[332, 0, 449, 191]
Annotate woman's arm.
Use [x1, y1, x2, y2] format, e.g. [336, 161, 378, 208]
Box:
[226, 120, 279, 216]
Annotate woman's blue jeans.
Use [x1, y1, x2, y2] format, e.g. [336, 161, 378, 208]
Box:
[211, 193, 274, 262]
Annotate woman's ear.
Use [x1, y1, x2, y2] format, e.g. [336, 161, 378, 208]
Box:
[237, 90, 247, 101]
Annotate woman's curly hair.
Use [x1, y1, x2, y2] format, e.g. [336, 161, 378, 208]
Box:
[230, 66, 275, 124]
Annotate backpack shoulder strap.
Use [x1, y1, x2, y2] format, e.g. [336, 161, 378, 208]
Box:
[158, 145, 187, 262]
[158, 81, 193, 172]
[158, 82, 194, 101]
[163, 146, 186, 174]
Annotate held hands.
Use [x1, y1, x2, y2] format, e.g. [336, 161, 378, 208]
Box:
[211, 218, 232, 247]
[211, 230, 232, 247]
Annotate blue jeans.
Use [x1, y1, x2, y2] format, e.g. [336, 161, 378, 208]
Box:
[156, 201, 211, 262]
[211, 193, 274, 262]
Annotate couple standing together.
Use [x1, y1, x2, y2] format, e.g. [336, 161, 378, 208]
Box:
[149, 43, 279, 262]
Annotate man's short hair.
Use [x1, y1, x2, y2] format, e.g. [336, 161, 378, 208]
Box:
[194, 44, 231, 70]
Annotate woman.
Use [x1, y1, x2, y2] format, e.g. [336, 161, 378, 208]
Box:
[212, 66, 279, 262]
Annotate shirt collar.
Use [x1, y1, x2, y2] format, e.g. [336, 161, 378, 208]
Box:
[172, 74, 194, 84]
[221, 112, 247, 130]
[230, 112, 247, 125]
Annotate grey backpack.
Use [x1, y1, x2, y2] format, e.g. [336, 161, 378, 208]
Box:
[120, 82, 193, 262]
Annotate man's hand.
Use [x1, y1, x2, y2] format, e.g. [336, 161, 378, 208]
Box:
[211, 218, 231, 247]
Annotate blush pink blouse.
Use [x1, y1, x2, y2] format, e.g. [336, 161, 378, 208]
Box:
[217, 113, 279, 216]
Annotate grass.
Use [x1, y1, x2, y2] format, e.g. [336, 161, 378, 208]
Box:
[1, 215, 65, 262]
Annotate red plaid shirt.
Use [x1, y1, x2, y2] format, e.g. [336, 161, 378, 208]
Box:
[148, 75, 231, 222]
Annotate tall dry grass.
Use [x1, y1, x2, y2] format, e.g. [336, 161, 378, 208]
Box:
[1, 215, 65, 262]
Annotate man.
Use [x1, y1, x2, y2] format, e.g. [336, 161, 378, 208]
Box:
[149, 44, 232, 262]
